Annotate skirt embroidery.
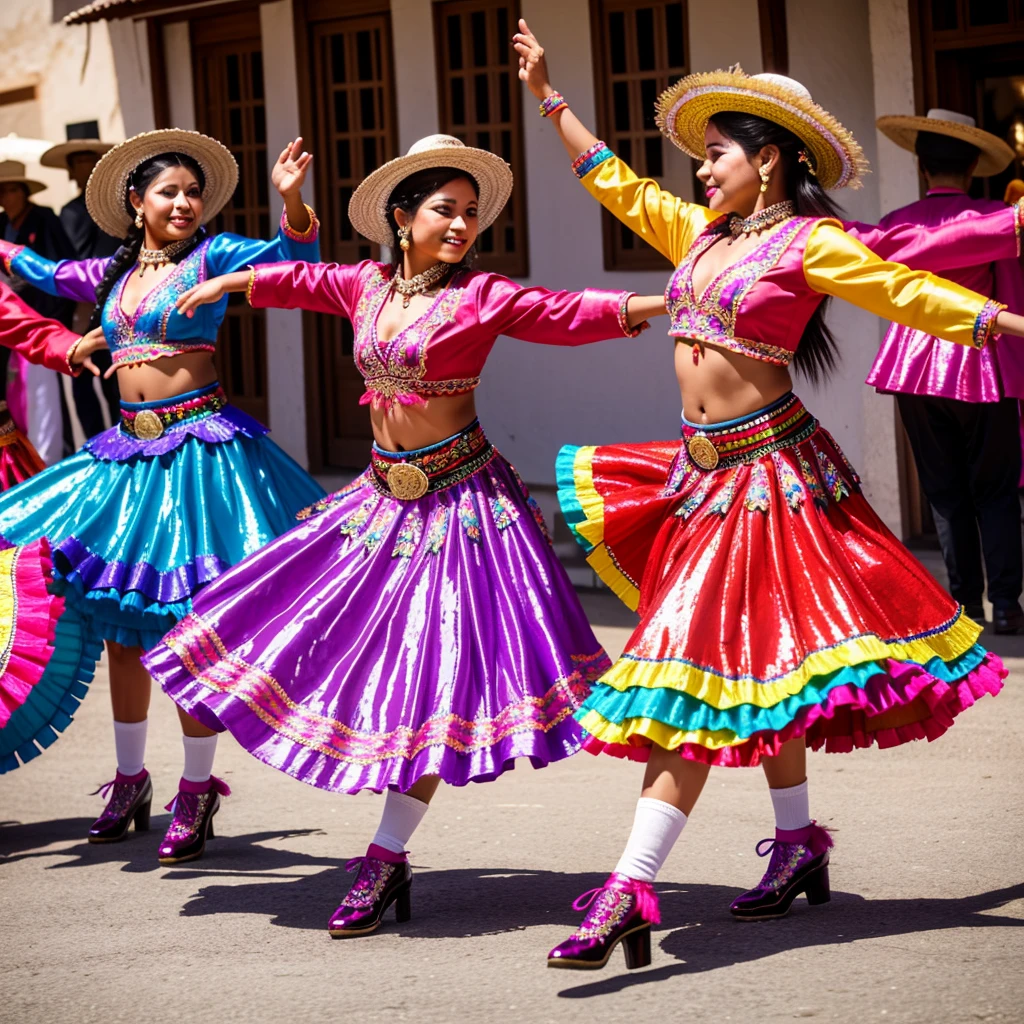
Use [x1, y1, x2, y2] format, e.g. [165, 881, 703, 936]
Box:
[392, 506, 424, 559]
[458, 491, 482, 542]
[744, 462, 771, 513]
[774, 452, 806, 511]
[425, 505, 450, 554]
[708, 469, 737, 516]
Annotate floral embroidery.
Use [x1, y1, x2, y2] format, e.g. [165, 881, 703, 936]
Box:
[661, 446, 692, 496]
[338, 495, 379, 537]
[744, 462, 771, 512]
[362, 501, 398, 553]
[297, 472, 370, 520]
[458, 492, 482, 542]
[392, 507, 424, 558]
[774, 454, 805, 511]
[708, 470, 737, 515]
[425, 505, 451, 554]
[815, 448, 849, 502]
[527, 496, 552, 544]
[797, 452, 826, 507]
[676, 474, 715, 519]
[488, 478, 520, 531]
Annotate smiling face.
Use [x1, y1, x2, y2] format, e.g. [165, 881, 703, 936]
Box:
[395, 176, 479, 265]
[130, 165, 204, 246]
[696, 122, 776, 216]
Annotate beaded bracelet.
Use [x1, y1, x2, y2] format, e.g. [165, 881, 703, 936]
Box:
[617, 292, 651, 339]
[572, 141, 613, 180]
[281, 203, 320, 243]
[972, 298, 1006, 349]
[245, 266, 257, 306]
[1014, 199, 1024, 258]
[539, 92, 568, 118]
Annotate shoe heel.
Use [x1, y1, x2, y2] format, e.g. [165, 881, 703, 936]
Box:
[133, 799, 151, 832]
[621, 924, 651, 970]
[207, 817, 216, 840]
[394, 883, 412, 923]
[805, 864, 830, 906]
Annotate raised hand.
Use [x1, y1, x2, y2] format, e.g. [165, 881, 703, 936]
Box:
[512, 18, 553, 100]
[71, 325, 108, 377]
[271, 137, 313, 198]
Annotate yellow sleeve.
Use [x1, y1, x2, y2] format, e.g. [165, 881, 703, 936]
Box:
[803, 222, 1004, 349]
[576, 149, 717, 266]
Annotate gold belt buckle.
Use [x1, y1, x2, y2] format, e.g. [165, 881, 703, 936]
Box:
[387, 462, 430, 500]
[132, 409, 164, 440]
[686, 433, 719, 470]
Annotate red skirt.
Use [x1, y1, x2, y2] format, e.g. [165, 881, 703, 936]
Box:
[556, 392, 1003, 767]
[0, 411, 45, 490]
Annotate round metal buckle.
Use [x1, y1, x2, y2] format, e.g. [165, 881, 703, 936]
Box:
[686, 433, 719, 471]
[132, 409, 165, 441]
[387, 462, 430, 500]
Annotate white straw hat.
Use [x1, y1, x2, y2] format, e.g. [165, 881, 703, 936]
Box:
[348, 135, 513, 246]
[876, 109, 1014, 178]
[85, 129, 239, 238]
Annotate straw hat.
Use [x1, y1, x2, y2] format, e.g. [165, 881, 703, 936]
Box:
[85, 129, 239, 238]
[0, 160, 46, 196]
[348, 135, 513, 247]
[40, 139, 115, 169]
[876, 109, 1014, 177]
[655, 66, 868, 190]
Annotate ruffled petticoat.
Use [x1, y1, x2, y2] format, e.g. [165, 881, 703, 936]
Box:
[557, 392, 1004, 767]
[0, 382, 324, 771]
[143, 419, 611, 794]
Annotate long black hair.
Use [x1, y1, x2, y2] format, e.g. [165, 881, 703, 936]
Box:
[385, 166, 480, 279]
[709, 112, 846, 384]
[87, 152, 207, 330]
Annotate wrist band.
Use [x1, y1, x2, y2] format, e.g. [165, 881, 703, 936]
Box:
[245, 266, 257, 306]
[539, 92, 568, 118]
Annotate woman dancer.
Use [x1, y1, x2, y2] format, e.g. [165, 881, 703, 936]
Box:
[0, 130, 324, 867]
[142, 134, 664, 934]
[515, 24, 1023, 970]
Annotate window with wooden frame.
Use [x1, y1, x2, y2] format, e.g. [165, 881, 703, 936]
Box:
[590, 0, 689, 270]
[434, 0, 528, 277]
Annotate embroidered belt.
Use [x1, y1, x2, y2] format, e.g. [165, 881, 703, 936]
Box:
[120, 384, 228, 441]
[370, 419, 495, 500]
[681, 393, 817, 471]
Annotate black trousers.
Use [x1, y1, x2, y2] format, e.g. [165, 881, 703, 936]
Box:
[70, 348, 120, 439]
[897, 393, 1023, 608]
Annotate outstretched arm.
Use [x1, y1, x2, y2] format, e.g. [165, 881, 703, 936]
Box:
[0, 242, 111, 304]
[513, 19, 714, 266]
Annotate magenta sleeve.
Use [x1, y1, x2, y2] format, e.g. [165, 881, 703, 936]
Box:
[249, 260, 373, 319]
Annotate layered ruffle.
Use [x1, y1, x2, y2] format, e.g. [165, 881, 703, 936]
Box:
[0, 430, 46, 490]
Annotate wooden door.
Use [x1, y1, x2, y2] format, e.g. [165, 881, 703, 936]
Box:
[191, 10, 270, 424]
[297, 1, 397, 469]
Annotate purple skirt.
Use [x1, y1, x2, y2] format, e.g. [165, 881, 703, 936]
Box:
[143, 420, 610, 793]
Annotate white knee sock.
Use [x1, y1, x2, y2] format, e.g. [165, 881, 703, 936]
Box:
[370, 790, 430, 854]
[181, 734, 218, 783]
[613, 797, 688, 882]
[769, 780, 811, 831]
[113, 719, 148, 777]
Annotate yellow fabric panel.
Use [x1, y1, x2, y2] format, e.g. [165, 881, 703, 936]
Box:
[580, 154, 717, 266]
[803, 222, 999, 348]
[578, 709, 746, 751]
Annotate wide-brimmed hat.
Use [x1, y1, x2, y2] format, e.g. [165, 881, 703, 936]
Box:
[85, 128, 239, 238]
[0, 160, 46, 195]
[348, 135, 513, 247]
[655, 66, 867, 190]
[876, 109, 1014, 177]
[40, 139, 115, 169]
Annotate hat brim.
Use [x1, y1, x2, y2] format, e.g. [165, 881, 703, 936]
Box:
[876, 116, 1015, 177]
[84, 129, 239, 239]
[655, 70, 867, 191]
[348, 146, 513, 247]
[0, 177, 46, 196]
[40, 140, 115, 169]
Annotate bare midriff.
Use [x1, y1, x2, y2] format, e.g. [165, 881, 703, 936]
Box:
[369, 392, 478, 453]
[115, 351, 220, 403]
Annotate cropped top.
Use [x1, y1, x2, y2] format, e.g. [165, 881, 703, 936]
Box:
[0, 280, 83, 376]
[248, 260, 644, 408]
[574, 145, 1021, 366]
[0, 208, 320, 368]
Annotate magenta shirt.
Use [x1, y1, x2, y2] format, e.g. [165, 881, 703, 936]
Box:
[865, 190, 1024, 402]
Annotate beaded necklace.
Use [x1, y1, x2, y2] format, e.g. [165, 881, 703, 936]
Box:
[728, 201, 796, 239]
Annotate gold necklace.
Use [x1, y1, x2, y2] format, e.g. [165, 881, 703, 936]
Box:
[728, 201, 795, 239]
[137, 238, 193, 275]
[392, 263, 449, 308]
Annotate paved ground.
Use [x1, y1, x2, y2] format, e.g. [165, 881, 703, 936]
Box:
[2, 552, 1022, 1024]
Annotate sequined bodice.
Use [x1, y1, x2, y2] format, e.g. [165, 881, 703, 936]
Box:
[665, 217, 818, 366]
[101, 238, 217, 366]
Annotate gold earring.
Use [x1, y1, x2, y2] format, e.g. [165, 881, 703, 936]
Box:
[398, 225, 411, 252]
[759, 166, 770, 193]
[134, 210, 144, 229]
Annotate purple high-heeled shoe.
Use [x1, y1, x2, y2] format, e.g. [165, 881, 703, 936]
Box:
[730, 821, 833, 921]
[328, 844, 412, 938]
[157, 776, 230, 865]
[88, 769, 153, 843]
[547, 873, 658, 970]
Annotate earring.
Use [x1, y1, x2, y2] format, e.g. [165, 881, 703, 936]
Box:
[134, 210, 144, 229]
[759, 166, 770, 193]
[398, 225, 411, 252]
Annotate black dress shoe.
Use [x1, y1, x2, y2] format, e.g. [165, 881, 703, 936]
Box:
[993, 604, 1024, 635]
[963, 602, 986, 623]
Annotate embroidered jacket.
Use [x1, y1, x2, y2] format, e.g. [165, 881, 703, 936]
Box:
[247, 260, 642, 408]
[575, 146, 1021, 364]
[0, 209, 320, 368]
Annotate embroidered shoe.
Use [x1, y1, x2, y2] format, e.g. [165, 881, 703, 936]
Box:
[328, 844, 412, 938]
[547, 873, 658, 970]
[88, 769, 153, 843]
[729, 821, 833, 920]
[157, 776, 230, 865]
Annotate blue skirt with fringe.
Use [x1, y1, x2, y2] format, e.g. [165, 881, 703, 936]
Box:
[0, 382, 325, 771]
